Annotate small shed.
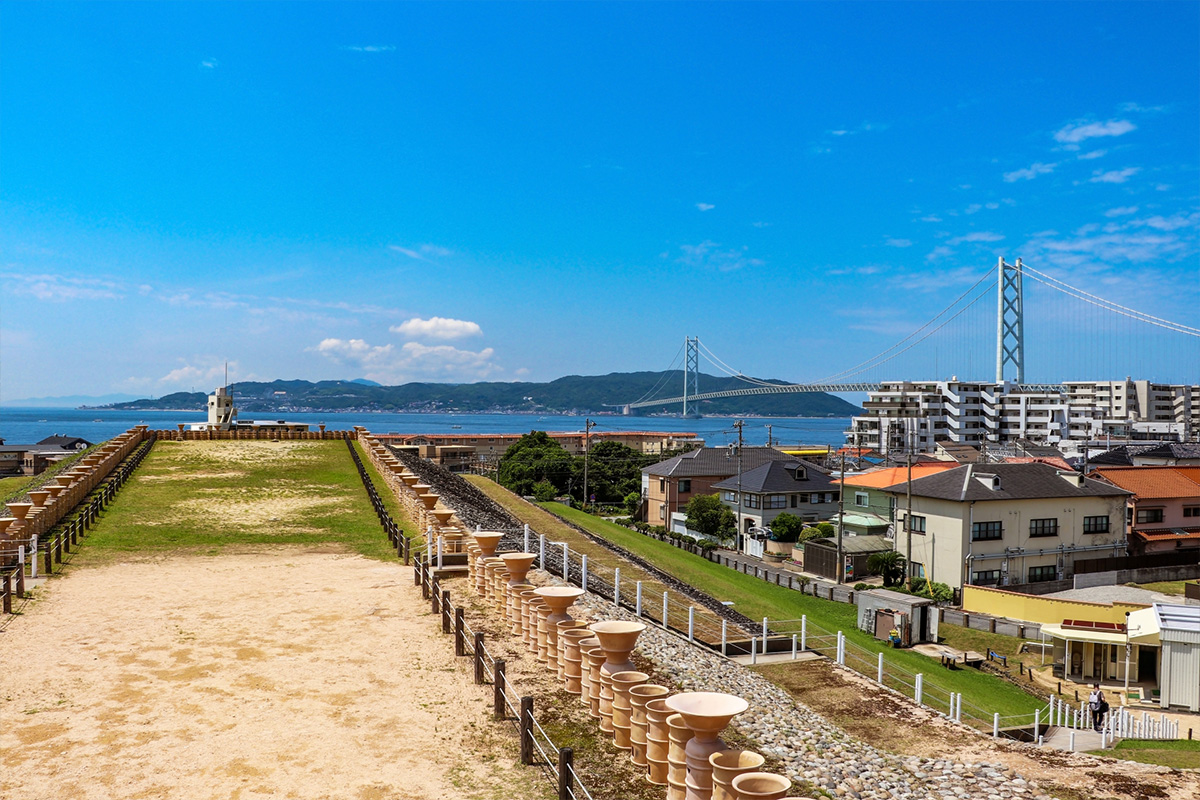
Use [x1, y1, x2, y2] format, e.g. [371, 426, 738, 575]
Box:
[802, 535, 892, 583]
[1156, 603, 1200, 712]
[855, 588, 939, 647]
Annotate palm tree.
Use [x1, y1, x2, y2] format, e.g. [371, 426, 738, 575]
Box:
[866, 550, 907, 587]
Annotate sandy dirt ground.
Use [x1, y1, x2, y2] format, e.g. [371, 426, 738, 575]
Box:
[1, 551, 550, 800]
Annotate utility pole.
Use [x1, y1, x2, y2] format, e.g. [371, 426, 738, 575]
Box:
[582, 418, 595, 510]
[904, 437, 914, 592]
[836, 450, 846, 584]
[766, 424, 773, 448]
[733, 420, 744, 554]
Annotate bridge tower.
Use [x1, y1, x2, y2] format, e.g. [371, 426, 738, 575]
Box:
[996, 257, 1025, 384]
[683, 336, 700, 418]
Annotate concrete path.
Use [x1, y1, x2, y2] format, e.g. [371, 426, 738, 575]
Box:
[1042, 726, 1107, 752]
[730, 650, 825, 666]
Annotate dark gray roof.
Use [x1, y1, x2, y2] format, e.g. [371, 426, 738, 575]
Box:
[880, 461, 1131, 502]
[37, 435, 92, 448]
[806, 535, 893, 554]
[711, 460, 835, 493]
[1136, 442, 1200, 461]
[643, 446, 796, 478]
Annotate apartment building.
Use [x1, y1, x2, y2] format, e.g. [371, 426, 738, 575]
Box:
[848, 379, 1200, 453]
[641, 446, 796, 528]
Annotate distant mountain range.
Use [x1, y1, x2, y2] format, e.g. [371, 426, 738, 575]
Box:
[92, 372, 861, 417]
[2, 392, 144, 408]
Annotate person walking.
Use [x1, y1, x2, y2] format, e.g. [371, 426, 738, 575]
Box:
[1089, 683, 1108, 732]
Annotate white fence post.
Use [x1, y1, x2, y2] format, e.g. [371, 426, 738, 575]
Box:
[581, 554, 588, 592]
[762, 617, 768, 652]
[614, 567, 621, 607]
[993, 712, 1000, 738]
[522, 524, 529, 553]
[722, 619, 728, 656]
[30, 534, 38, 578]
[1034, 708, 1040, 740]
[662, 592, 669, 629]
[437, 536, 444, 569]
[836, 631, 845, 665]
[800, 615, 807, 651]
[561, 543, 569, 580]
[915, 673, 923, 705]
[539, 534, 546, 568]
[877, 652, 884, 684]
[1069, 731, 1075, 751]
[750, 636, 757, 665]
[688, 606, 695, 643]
[793, 634, 798, 661]
[636, 582, 643, 617]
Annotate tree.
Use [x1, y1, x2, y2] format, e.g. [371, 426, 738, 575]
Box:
[769, 513, 807, 543]
[579, 440, 646, 504]
[532, 480, 559, 502]
[866, 549, 907, 587]
[623, 491, 643, 520]
[497, 431, 576, 497]
[684, 494, 736, 542]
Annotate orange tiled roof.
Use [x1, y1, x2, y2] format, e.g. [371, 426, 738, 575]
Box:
[835, 462, 957, 488]
[1133, 527, 1200, 541]
[1003, 455, 1075, 471]
[1091, 466, 1200, 499]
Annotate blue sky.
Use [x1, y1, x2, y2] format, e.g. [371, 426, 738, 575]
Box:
[3, 1, 1198, 401]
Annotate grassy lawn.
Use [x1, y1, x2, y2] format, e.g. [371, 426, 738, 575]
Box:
[542, 502, 1044, 718]
[1089, 738, 1200, 770]
[0, 475, 34, 502]
[78, 440, 408, 562]
[1131, 580, 1193, 596]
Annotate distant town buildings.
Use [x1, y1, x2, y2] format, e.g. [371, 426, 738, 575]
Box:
[848, 378, 1200, 454]
[0, 435, 93, 476]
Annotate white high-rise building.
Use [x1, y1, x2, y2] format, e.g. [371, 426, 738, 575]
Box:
[848, 379, 1199, 453]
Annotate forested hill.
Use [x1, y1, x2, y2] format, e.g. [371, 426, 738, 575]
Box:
[99, 372, 862, 417]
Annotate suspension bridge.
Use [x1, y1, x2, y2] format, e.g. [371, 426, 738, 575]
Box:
[618, 257, 1200, 416]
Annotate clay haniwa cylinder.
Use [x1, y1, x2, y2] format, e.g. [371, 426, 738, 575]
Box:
[534, 602, 555, 665]
[709, 750, 766, 800]
[588, 621, 645, 736]
[664, 692, 750, 800]
[499, 552, 537, 586]
[472, 533, 504, 595]
[490, 564, 510, 615]
[630, 684, 671, 767]
[6, 503, 32, 520]
[534, 587, 585, 672]
[560, 629, 594, 695]
[517, 590, 540, 650]
[666, 713, 694, 800]
[0, 517, 15, 537]
[556, 620, 589, 681]
[27, 490, 50, 507]
[508, 584, 535, 636]
[576, 638, 600, 704]
[584, 643, 606, 719]
[730, 772, 791, 800]
[526, 599, 547, 656]
[610, 671, 648, 751]
[645, 697, 674, 786]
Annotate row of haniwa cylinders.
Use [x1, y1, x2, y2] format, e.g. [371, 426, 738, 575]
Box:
[467, 531, 793, 800]
[0, 427, 148, 543]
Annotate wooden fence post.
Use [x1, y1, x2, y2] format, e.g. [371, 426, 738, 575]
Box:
[494, 660, 507, 720]
[557, 747, 574, 800]
[413, 557, 421, 586]
[44, 545, 52, 576]
[519, 697, 534, 765]
[2, 573, 11, 614]
[441, 591, 451, 633]
[455, 608, 465, 656]
[431, 579, 440, 613]
[474, 633, 485, 684]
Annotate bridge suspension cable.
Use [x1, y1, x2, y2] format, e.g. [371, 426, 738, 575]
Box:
[627, 339, 687, 406]
[1020, 261, 1200, 337]
[815, 264, 999, 383]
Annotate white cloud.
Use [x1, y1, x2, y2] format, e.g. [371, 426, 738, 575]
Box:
[199, 58, 219, 69]
[751, 221, 770, 228]
[1003, 162, 1057, 182]
[2, 272, 123, 302]
[919, 215, 942, 223]
[676, 241, 763, 272]
[1054, 119, 1136, 144]
[1105, 206, 1139, 217]
[925, 245, 954, 263]
[695, 203, 715, 212]
[390, 316, 483, 340]
[1090, 167, 1140, 184]
[1133, 212, 1200, 232]
[311, 337, 499, 384]
[1078, 149, 1107, 160]
[342, 45, 396, 53]
[884, 238, 912, 248]
[947, 231, 1004, 245]
[830, 130, 849, 136]
[389, 243, 452, 262]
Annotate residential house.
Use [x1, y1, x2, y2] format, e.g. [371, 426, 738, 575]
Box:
[1090, 466, 1200, 555]
[641, 446, 796, 528]
[37, 435, 92, 451]
[833, 462, 957, 537]
[882, 462, 1130, 590]
[710, 460, 839, 533]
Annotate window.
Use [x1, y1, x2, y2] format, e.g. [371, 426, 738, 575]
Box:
[972, 570, 1001, 586]
[1029, 518, 1059, 538]
[1028, 565, 1058, 583]
[765, 495, 787, 509]
[855, 492, 869, 507]
[723, 491, 737, 502]
[1083, 515, 1110, 533]
[1136, 508, 1164, 524]
[971, 521, 1003, 541]
[795, 493, 810, 504]
[1184, 506, 1200, 518]
[659, 478, 665, 492]
[790, 495, 797, 508]
[678, 479, 691, 493]
[907, 514, 926, 534]
[744, 494, 761, 509]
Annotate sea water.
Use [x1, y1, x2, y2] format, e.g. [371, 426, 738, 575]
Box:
[0, 407, 852, 449]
